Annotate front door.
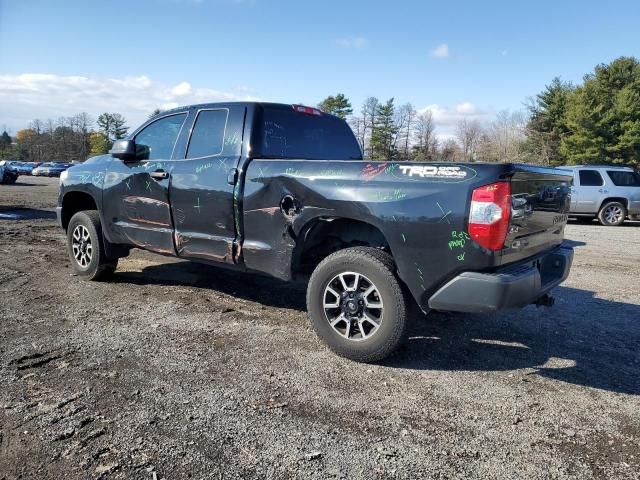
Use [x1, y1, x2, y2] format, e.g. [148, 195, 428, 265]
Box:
[102, 112, 189, 255]
[169, 106, 245, 263]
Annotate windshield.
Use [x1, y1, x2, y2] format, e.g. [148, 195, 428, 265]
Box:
[256, 105, 362, 160]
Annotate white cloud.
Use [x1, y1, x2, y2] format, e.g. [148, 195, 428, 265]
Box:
[335, 36, 368, 49]
[418, 102, 491, 138]
[171, 81, 192, 96]
[430, 43, 450, 59]
[501, 49, 509, 56]
[0, 73, 259, 133]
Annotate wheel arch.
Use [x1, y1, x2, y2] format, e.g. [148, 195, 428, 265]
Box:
[291, 216, 394, 280]
[598, 197, 629, 211]
[61, 190, 98, 231]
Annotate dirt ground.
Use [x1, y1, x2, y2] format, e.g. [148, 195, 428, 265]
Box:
[1, 176, 639, 480]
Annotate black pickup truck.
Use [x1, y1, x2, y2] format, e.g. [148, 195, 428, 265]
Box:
[57, 102, 574, 362]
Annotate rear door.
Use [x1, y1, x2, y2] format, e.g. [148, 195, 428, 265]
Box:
[573, 169, 606, 213]
[169, 105, 245, 263]
[102, 112, 189, 255]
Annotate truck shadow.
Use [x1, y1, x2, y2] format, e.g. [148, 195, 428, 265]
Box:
[387, 286, 640, 395]
[115, 261, 639, 395]
[113, 260, 307, 310]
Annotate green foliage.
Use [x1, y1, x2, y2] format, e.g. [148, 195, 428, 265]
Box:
[370, 98, 398, 159]
[561, 57, 640, 167]
[318, 93, 353, 119]
[89, 131, 110, 156]
[97, 113, 129, 147]
[0, 130, 17, 160]
[525, 77, 574, 165]
[0, 131, 11, 149]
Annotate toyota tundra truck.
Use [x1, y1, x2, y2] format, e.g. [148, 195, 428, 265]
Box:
[57, 102, 574, 362]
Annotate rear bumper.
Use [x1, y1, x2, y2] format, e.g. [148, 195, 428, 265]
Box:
[428, 246, 573, 314]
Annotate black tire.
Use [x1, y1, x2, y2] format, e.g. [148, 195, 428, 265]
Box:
[67, 210, 117, 280]
[598, 201, 627, 226]
[3, 172, 17, 184]
[574, 217, 594, 224]
[306, 247, 408, 363]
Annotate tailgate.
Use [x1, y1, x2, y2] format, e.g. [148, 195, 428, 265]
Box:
[500, 167, 572, 264]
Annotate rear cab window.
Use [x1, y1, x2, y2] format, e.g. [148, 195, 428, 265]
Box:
[255, 105, 362, 160]
[578, 169, 604, 186]
[606, 170, 640, 186]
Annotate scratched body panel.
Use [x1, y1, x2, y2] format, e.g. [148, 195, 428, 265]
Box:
[241, 159, 509, 308]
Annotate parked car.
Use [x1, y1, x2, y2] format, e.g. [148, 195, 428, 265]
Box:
[33, 162, 73, 177]
[10, 161, 41, 176]
[0, 160, 18, 184]
[57, 102, 574, 362]
[559, 165, 640, 225]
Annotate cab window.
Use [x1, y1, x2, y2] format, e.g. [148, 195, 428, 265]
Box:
[135, 113, 187, 161]
[578, 170, 604, 187]
[186, 109, 228, 158]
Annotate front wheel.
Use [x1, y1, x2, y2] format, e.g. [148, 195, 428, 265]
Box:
[598, 201, 626, 226]
[306, 247, 408, 362]
[67, 211, 118, 280]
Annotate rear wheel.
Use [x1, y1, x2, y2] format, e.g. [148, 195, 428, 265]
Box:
[598, 201, 626, 226]
[306, 247, 408, 362]
[67, 211, 117, 280]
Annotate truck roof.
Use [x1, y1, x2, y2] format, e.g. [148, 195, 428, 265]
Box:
[155, 101, 334, 118]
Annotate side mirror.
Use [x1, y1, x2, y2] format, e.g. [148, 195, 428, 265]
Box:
[110, 139, 136, 161]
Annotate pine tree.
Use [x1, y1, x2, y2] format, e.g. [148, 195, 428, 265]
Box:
[525, 77, 574, 165]
[370, 98, 398, 159]
[97, 113, 129, 147]
[0, 131, 11, 150]
[317, 94, 353, 119]
[561, 57, 640, 167]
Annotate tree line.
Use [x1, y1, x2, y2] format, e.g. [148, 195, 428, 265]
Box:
[1, 56, 638, 167]
[0, 113, 129, 162]
[319, 56, 640, 167]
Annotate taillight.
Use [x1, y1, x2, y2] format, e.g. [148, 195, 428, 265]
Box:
[292, 104, 323, 116]
[468, 182, 511, 251]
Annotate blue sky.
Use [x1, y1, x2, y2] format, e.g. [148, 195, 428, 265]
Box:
[1, 0, 639, 136]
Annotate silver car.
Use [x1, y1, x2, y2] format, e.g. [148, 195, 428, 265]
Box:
[559, 165, 640, 226]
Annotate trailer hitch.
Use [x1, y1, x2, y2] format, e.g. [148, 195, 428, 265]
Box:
[534, 294, 555, 307]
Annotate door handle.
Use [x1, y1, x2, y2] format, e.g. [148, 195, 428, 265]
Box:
[150, 169, 169, 180]
[597, 189, 608, 193]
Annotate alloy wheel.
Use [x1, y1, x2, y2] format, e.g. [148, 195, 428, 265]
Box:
[323, 272, 383, 341]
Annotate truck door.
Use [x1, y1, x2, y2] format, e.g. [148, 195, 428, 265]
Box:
[169, 106, 245, 263]
[573, 169, 606, 213]
[102, 112, 189, 254]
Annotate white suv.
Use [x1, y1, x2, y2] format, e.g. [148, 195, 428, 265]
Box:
[559, 165, 640, 226]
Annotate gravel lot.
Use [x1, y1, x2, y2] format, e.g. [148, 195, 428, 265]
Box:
[1, 176, 639, 479]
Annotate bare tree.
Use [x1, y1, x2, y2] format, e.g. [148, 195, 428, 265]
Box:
[394, 103, 416, 160]
[440, 138, 459, 161]
[481, 110, 527, 162]
[361, 97, 379, 159]
[456, 118, 483, 161]
[412, 111, 438, 160]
